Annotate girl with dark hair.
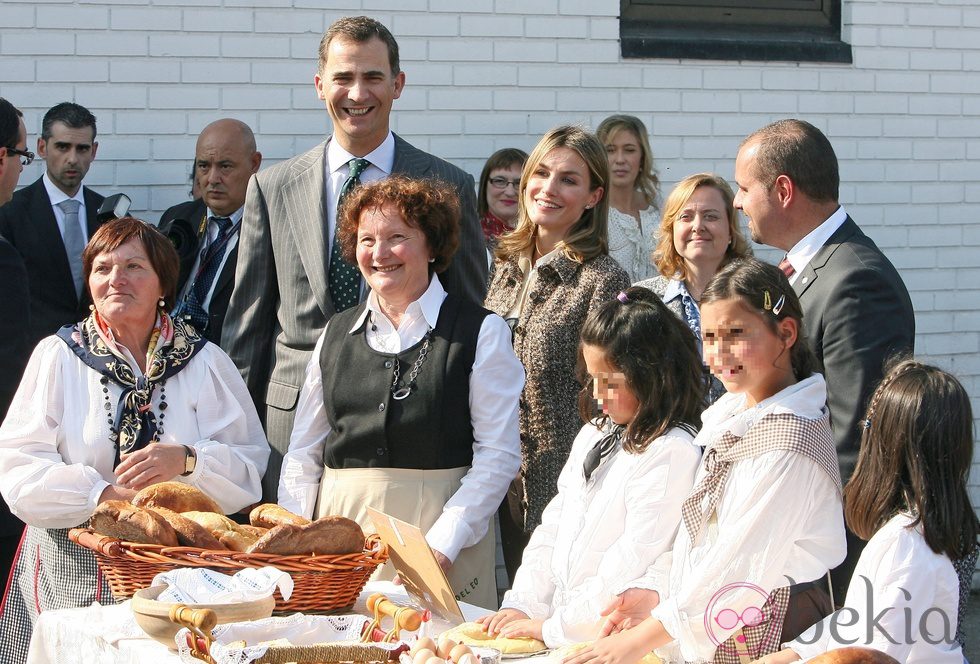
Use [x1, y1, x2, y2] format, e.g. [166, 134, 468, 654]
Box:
[764, 359, 977, 663]
[477, 287, 704, 647]
[567, 258, 846, 664]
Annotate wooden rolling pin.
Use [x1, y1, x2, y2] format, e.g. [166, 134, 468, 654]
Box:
[367, 593, 423, 631]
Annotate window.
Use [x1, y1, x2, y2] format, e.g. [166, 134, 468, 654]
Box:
[621, 0, 852, 63]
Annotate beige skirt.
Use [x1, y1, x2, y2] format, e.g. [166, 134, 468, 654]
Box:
[315, 466, 498, 610]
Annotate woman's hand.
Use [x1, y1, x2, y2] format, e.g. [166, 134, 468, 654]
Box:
[499, 618, 544, 641]
[563, 621, 658, 664]
[476, 608, 529, 636]
[600, 588, 660, 636]
[98, 484, 137, 503]
[749, 650, 801, 664]
[115, 443, 188, 490]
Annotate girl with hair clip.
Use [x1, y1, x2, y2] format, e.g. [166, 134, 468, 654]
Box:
[477, 286, 704, 647]
[566, 258, 846, 664]
[758, 359, 979, 664]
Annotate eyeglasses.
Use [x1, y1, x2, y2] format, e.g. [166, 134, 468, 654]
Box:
[488, 176, 520, 190]
[3, 147, 34, 167]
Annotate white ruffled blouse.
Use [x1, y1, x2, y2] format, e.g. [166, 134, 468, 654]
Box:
[607, 205, 658, 282]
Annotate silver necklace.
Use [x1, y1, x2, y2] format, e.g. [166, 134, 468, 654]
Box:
[390, 330, 432, 400]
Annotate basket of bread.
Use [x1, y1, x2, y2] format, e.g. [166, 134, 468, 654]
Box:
[68, 482, 388, 613]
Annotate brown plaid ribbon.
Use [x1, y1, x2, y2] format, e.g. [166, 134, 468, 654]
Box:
[682, 412, 842, 547]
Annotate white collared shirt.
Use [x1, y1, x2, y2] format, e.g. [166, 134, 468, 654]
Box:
[280, 274, 524, 562]
[784, 206, 848, 285]
[324, 132, 396, 257]
[177, 206, 243, 309]
[42, 172, 87, 244]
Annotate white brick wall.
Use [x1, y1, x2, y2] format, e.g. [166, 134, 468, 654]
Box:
[1, 0, 979, 571]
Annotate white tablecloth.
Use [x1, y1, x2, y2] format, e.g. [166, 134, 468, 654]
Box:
[26, 581, 493, 664]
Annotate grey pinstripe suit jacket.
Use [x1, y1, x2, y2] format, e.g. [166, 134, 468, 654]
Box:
[221, 134, 488, 499]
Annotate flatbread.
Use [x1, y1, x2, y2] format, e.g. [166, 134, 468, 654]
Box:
[441, 622, 547, 655]
[550, 642, 662, 664]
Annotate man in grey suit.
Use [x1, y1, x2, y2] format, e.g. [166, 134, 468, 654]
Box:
[734, 118, 914, 609]
[222, 16, 489, 500]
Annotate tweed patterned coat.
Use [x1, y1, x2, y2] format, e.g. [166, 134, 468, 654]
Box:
[485, 252, 629, 531]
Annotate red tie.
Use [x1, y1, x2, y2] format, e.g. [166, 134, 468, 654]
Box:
[778, 256, 795, 278]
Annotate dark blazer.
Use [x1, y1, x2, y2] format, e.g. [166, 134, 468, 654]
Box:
[0, 177, 104, 349]
[0, 235, 30, 422]
[159, 199, 238, 346]
[221, 134, 489, 500]
[794, 216, 914, 482]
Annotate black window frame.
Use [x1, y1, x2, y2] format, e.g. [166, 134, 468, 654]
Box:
[620, 0, 852, 64]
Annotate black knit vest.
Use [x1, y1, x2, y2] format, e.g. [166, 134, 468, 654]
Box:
[319, 293, 489, 469]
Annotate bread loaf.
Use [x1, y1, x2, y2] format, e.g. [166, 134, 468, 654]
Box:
[90, 500, 179, 547]
[809, 648, 899, 664]
[218, 529, 261, 552]
[132, 481, 222, 514]
[249, 503, 311, 529]
[149, 507, 226, 550]
[181, 511, 241, 537]
[247, 515, 364, 556]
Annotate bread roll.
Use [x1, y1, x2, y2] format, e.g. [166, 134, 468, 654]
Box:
[249, 503, 311, 529]
[247, 515, 364, 556]
[132, 481, 222, 514]
[809, 648, 899, 664]
[218, 530, 259, 552]
[149, 507, 226, 550]
[181, 511, 241, 537]
[90, 500, 179, 547]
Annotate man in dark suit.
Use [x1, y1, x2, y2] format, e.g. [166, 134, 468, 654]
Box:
[159, 119, 261, 345]
[734, 118, 915, 605]
[222, 16, 489, 500]
[0, 102, 104, 350]
[0, 96, 32, 587]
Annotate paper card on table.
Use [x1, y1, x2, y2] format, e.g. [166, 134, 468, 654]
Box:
[367, 507, 464, 624]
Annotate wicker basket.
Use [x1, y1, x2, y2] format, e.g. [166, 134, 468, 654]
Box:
[68, 528, 388, 613]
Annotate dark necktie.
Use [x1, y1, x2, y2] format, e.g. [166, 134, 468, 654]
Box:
[778, 255, 795, 278]
[583, 426, 623, 482]
[183, 216, 232, 332]
[329, 158, 371, 312]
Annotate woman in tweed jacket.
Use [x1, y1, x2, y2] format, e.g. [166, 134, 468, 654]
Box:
[485, 126, 630, 580]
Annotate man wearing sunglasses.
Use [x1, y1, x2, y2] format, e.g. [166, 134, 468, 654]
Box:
[0, 96, 31, 589]
[0, 102, 105, 350]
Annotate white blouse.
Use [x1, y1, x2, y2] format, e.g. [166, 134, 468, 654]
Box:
[279, 275, 524, 563]
[0, 337, 269, 528]
[501, 421, 700, 648]
[636, 375, 846, 663]
[790, 512, 963, 663]
[607, 205, 658, 282]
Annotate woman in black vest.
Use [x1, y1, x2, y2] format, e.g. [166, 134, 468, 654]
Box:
[278, 175, 523, 610]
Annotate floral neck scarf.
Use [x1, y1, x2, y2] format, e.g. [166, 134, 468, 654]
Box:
[57, 310, 206, 465]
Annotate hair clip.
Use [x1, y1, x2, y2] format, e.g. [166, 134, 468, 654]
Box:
[772, 294, 786, 316]
[617, 291, 630, 304]
[861, 418, 872, 430]
[763, 290, 772, 311]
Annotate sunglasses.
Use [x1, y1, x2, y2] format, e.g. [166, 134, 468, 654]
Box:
[713, 605, 765, 630]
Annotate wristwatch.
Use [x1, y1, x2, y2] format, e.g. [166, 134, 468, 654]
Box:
[180, 445, 197, 476]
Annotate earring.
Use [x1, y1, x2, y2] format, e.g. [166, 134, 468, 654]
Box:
[585, 205, 593, 210]
[428, 257, 435, 263]
[158, 297, 166, 308]
[89, 304, 95, 312]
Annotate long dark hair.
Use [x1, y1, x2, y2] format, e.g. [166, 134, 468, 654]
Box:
[844, 358, 979, 560]
[578, 286, 705, 453]
[701, 257, 816, 381]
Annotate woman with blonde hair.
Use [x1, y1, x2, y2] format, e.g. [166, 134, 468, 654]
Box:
[596, 115, 660, 281]
[636, 172, 751, 403]
[485, 125, 629, 582]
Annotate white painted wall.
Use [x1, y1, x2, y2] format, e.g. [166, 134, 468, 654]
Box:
[2, 0, 979, 567]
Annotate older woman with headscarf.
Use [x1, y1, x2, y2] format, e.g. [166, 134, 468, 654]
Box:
[0, 217, 268, 663]
[278, 175, 523, 610]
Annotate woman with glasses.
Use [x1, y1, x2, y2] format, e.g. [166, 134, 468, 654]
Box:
[478, 148, 528, 248]
[596, 115, 659, 282]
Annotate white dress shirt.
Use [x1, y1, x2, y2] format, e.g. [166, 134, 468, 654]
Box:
[42, 173, 88, 244]
[279, 274, 524, 562]
[325, 132, 396, 256]
[790, 512, 963, 663]
[501, 421, 701, 648]
[784, 205, 848, 285]
[635, 375, 846, 663]
[177, 206, 242, 310]
[0, 336, 269, 527]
